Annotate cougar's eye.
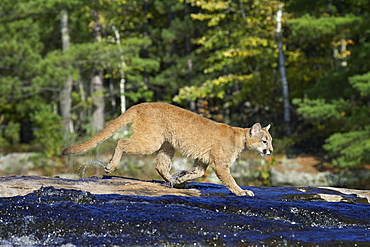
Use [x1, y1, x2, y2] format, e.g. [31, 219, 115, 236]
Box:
[263, 140, 268, 145]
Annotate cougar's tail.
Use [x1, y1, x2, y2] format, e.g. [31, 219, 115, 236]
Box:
[62, 109, 134, 155]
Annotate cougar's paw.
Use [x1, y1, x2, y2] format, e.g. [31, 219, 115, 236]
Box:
[104, 164, 115, 173]
[167, 178, 176, 188]
[243, 190, 255, 196]
[171, 170, 189, 180]
[235, 189, 254, 196]
[170, 170, 190, 189]
[173, 181, 189, 189]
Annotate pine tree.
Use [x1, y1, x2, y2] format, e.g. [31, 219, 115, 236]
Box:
[0, 0, 68, 153]
[174, 0, 282, 127]
[286, 0, 370, 167]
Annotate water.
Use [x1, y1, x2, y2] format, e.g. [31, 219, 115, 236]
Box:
[78, 156, 109, 178]
[0, 184, 369, 246]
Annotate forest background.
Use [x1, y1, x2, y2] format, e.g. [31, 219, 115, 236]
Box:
[1, 0, 369, 175]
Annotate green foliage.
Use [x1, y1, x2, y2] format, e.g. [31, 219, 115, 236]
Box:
[323, 129, 370, 168]
[1, 0, 370, 173]
[288, 15, 362, 40]
[294, 91, 370, 168]
[174, 0, 284, 127]
[0, 122, 21, 151]
[30, 105, 64, 158]
[259, 156, 277, 187]
[174, 74, 255, 101]
[3, 122, 21, 145]
[293, 98, 344, 119]
[285, 0, 370, 168]
[349, 72, 370, 97]
[272, 137, 297, 155]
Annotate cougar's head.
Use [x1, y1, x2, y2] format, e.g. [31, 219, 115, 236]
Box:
[246, 123, 273, 156]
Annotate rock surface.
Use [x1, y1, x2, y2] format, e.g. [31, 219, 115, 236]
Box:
[271, 156, 370, 188]
[0, 153, 36, 175]
[0, 176, 369, 246]
[0, 176, 200, 197]
[1, 175, 369, 203]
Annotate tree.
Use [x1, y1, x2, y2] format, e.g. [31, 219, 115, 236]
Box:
[60, 8, 74, 136]
[90, 10, 105, 133]
[276, 2, 291, 136]
[174, 0, 281, 127]
[2, 0, 369, 171]
[0, 0, 69, 154]
[140, 0, 205, 103]
[286, 0, 370, 167]
[0, 0, 158, 154]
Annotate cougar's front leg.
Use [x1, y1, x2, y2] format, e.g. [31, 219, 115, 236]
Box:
[211, 162, 254, 196]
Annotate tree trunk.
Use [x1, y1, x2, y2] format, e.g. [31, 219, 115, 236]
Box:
[112, 23, 126, 114]
[184, 0, 196, 111]
[60, 9, 74, 136]
[91, 12, 105, 133]
[91, 71, 105, 133]
[276, 3, 291, 136]
[143, 0, 149, 86]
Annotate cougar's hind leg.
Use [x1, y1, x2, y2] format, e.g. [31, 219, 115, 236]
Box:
[155, 141, 176, 185]
[104, 139, 126, 173]
[173, 159, 209, 187]
[104, 136, 162, 173]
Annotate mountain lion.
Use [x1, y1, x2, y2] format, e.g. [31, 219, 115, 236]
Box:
[62, 102, 273, 196]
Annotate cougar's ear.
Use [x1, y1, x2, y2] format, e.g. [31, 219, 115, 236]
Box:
[250, 123, 261, 136]
[263, 124, 271, 131]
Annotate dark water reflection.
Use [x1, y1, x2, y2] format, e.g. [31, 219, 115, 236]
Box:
[0, 183, 369, 246]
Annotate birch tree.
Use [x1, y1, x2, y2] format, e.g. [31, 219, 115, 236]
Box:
[60, 9, 74, 136]
[112, 23, 126, 114]
[276, 2, 291, 136]
[90, 10, 105, 133]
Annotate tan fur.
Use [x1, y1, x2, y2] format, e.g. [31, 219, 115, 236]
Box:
[62, 102, 273, 196]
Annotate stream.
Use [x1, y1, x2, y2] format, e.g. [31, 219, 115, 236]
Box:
[0, 182, 369, 246]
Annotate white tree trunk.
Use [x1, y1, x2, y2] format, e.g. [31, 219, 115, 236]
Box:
[91, 12, 105, 133]
[112, 23, 126, 114]
[91, 72, 105, 133]
[60, 9, 74, 135]
[277, 3, 291, 136]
